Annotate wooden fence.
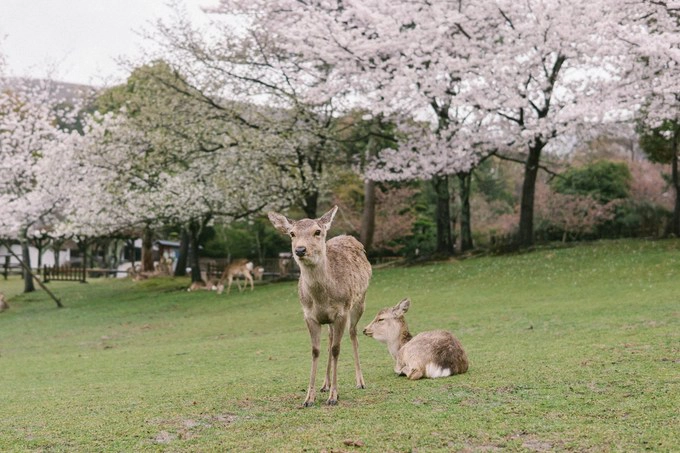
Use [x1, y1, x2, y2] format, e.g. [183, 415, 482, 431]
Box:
[202, 257, 300, 282]
[2, 255, 23, 280]
[43, 264, 87, 283]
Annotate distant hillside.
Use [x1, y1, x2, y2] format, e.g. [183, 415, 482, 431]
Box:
[0, 77, 98, 105]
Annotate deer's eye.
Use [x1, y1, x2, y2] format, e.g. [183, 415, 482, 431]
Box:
[314, 230, 322, 236]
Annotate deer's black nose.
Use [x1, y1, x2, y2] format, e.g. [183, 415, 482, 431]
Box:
[295, 246, 307, 257]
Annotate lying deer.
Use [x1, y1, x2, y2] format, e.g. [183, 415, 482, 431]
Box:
[187, 279, 224, 293]
[269, 206, 372, 406]
[0, 293, 9, 312]
[363, 298, 468, 379]
[218, 259, 257, 294]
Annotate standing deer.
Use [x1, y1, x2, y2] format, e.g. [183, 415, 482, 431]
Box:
[268, 206, 372, 406]
[218, 259, 256, 294]
[363, 298, 468, 379]
[0, 293, 9, 312]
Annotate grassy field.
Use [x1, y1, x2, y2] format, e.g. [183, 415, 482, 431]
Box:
[0, 239, 678, 452]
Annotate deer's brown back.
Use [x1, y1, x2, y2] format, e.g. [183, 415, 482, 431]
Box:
[326, 235, 371, 292]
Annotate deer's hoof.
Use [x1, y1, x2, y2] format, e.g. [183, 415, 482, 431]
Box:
[302, 401, 315, 408]
[356, 384, 366, 389]
[326, 398, 338, 406]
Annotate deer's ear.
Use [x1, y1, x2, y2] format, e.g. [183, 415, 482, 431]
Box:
[268, 212, 293, 234]
[319, 205, 338, 230]
[393, 298, 411, 316]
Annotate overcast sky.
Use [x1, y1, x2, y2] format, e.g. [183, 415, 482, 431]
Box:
[0, 0, 218, 86]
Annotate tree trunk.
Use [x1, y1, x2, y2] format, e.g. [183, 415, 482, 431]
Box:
[141, 227, 154, 272]
[670, 130, 680, 237]
[107, 240, 120, 270]
[302, 191, 319, 219]
[35, 239, 45, 269]
[360, 178, 376, 251]
[255, 229, 265, 264]
[78, 239, 88, 283]
[21, 235, 35, 293]
[0, 238, 62, 307]
[458, 172, 474, 252]
[188, 222, 202, 283]
[518, 140, 544, 247]
[174, 228, 189, 277]
[432, 175, 454, 256]
[126, 239, 136, 272]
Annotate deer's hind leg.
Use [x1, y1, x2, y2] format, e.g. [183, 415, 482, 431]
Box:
[349, 298, 366, 389]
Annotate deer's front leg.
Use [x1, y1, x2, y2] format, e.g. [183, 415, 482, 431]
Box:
[320, 327, 333, 392]
[327, 319, 347, 405]
[303, 317, 322, 407]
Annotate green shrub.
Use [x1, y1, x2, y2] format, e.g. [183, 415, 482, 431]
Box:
[551, 160, 631, 203]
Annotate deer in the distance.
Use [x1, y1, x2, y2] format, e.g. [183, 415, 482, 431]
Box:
[363, 298, 468, 379]
[187, 279, 224, 293]
[268, 206, 372, 407]
[0, 293, 9, 312]
[218, 259, 258, 294]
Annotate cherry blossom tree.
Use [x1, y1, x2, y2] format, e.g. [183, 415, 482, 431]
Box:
[618, 1, 680, 235]
[58, 62, 296, 282]
[193, 0, 499, 254]
[202, 0, 637, 251]
[146, 9, 350, 219]
[470, 0, 636, 247]
[0, 79, 76, 292]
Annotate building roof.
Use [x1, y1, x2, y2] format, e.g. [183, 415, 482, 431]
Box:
[154, 240, 181, 248]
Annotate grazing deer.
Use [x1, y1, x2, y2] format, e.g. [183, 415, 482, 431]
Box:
[363, 298, 468, 379]
[268, 206, 372, 406]
[218, 259, 257, 294]
[0, 293, 9, 312]
[187, 279, 224, 293]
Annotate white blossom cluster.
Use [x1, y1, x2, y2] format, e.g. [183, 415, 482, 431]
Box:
[202, 0, 676, 181]
[0, 75, 295, 244]
[2, 0, 676, 245]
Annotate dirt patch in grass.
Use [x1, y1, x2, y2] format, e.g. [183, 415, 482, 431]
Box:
[508, 432, 561, 452]
[148, 413, 239, 444]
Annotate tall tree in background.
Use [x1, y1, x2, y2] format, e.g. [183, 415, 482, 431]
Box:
[475, 0, 630, 247]
[334, 112, 398, 252]
[204, 0, 629, 252]
[0, 79, 75, 292]
[622, 2, 680, 236]
[149, 8, 351, 219]
[63, 62, 291, 282]
[639, 120, 680, 236]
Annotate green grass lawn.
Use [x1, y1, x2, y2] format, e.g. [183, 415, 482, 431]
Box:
[1, 239, 678, 452]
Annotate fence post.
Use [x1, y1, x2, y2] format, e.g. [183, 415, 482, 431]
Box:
[3, 256, 8, 280]
[43, 264, 50, 283]
[81, 262, 87, 283]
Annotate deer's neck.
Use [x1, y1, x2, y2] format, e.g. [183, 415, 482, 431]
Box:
[387, 325, 413, 360]
[298, 258, 331, 289]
